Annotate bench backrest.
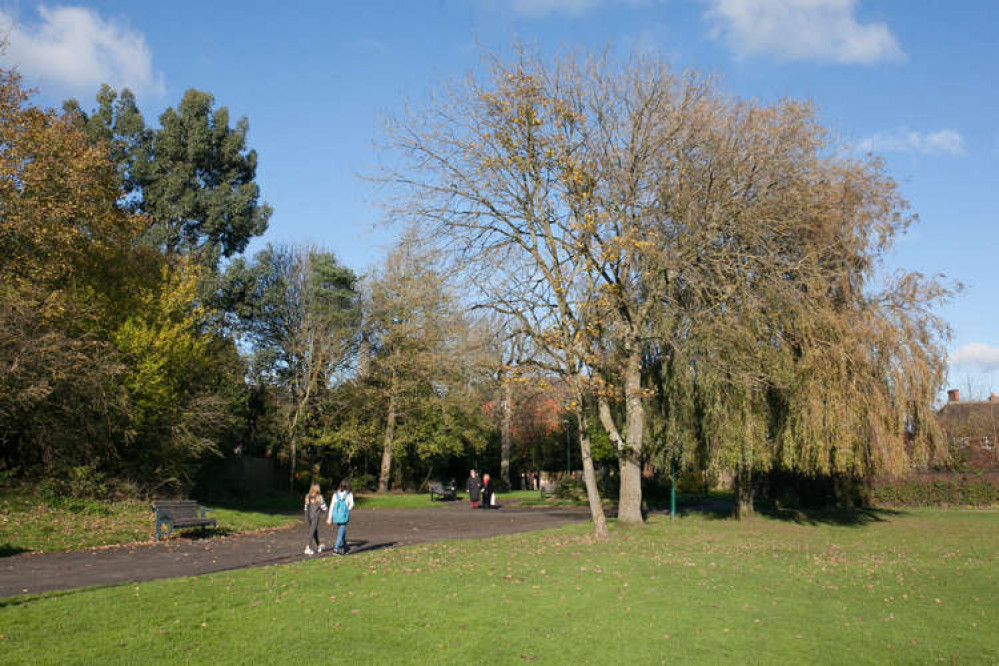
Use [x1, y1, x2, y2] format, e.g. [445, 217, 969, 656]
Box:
[153, 500, 202, 518]
[428, 482, 444, 493]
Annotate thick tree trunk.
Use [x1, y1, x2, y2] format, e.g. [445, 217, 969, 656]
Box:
[734, 428, 757, 519]
[378, 389, 397, 493]
[575, 395, 608, 539]
[735, 464, 754, 519]
[617, 343, 645, 525]
[500, 380, 512, 487]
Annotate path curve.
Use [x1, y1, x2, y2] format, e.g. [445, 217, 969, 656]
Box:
[0, 503, 592, 598]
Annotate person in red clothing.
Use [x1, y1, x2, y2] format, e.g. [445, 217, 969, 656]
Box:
[480, 473, 496, 509]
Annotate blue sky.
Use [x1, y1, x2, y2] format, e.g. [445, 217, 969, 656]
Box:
[2, 0, 996, 397]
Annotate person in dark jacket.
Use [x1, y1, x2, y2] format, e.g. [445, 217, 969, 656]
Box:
[466, 469, 482, 509]
[480, 473, 496, 509]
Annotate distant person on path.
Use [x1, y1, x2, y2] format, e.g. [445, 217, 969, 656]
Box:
[303, 483, 327, 555]
[480, 473, 496, 509]
[326, 478, 355, 555]
[466, 469, 482, 509]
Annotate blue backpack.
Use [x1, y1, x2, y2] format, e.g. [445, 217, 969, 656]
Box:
[331, 491, 350, 524]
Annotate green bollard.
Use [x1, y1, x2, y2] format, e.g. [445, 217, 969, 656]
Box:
[670, 461, 677, 521]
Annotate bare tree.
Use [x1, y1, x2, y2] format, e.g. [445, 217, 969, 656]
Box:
[379, 44, 952, 528]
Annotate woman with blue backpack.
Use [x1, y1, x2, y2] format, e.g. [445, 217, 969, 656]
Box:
[326, 478, 355, 555]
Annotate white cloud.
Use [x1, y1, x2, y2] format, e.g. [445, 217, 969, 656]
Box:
[950, 343, 999, 372]
[855, 128, 966, 157]
[0, 5, 164, 97]
[704, 0, 905, 64]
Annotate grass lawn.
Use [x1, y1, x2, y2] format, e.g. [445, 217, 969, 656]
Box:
[0, 491, 300, 554]
[1, 509, 995, 664]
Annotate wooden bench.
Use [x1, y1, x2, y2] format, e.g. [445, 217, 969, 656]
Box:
[428, 482, 457, 501]
[152, 500, 216, 541]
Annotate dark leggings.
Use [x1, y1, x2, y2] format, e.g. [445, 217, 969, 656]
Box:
[307, 516, 322, 549]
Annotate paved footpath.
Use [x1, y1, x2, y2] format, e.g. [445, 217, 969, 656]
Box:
[0, 503, 591, 598]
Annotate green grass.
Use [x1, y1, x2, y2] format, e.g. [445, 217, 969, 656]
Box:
[0, 490, 299, 554]
[1, 509, 995, 664]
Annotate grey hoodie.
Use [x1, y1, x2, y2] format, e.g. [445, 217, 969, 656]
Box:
[304, 496, 327, 523]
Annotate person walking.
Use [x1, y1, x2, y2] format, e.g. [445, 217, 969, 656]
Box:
[326, 478, 355, 555]
[480, 473, 496, 509]
[303, 483, 327, 555]
[466, 469, 482, 509]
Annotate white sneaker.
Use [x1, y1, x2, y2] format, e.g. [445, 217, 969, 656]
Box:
[304, 547, 314, 555]
[317, 544, 324, 553]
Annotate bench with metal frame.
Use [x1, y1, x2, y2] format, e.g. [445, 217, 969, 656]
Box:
[152, 500, 216, 541]
[428, 481, 457, 501]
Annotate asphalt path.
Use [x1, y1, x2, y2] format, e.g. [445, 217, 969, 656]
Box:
[0, 502, 592, 599]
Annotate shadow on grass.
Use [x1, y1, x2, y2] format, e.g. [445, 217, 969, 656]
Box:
[0, 583, 112, 608]
[344, 538, 398, 555]
[0, 544, 30, 558]
[646, 496, 735, 520]
[652, 497, 909, 526]
[756, 502, 909, 526]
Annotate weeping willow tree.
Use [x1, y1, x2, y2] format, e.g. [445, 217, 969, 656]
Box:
[641, 98, 953, 517]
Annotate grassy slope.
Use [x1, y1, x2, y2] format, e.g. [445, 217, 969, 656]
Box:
[1, 509, 995, 664]
[0, 492, 299, 553]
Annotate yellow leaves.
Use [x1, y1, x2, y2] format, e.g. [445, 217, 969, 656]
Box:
[0, 73, 139, 289]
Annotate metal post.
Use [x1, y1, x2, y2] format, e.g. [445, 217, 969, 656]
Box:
[670, 458, 677, 521]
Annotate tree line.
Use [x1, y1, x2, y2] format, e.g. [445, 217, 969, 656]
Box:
[0, 46, 953, 531]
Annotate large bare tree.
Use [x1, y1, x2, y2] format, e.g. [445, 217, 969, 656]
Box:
[380, 45, 951, 528]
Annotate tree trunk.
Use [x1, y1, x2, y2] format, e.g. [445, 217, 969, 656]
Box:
[287, 381, 315, 491]
[575, 394, 609, 539]
[500, 379, 512, 488]
[378, 389, 397, 493]
[735, 464, 754, 519]
[617, 342, 645, 525]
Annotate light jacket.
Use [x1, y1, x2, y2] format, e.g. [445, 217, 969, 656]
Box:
[327, 490, 355, 523]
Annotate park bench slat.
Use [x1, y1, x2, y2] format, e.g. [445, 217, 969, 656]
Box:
[428, 482, 457, 501]
[152, 500, 216, 541]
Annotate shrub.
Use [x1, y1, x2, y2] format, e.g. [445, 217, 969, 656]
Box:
[554, 476, 586, 501]
[872, 472, 998, 507]
[351, 473, 378, 492]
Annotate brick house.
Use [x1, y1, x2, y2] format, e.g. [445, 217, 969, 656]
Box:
[936, 389, 999, 470]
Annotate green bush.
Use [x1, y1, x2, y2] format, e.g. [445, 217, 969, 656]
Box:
[351, 473, 378, 492]
[32, 465, 141, 501]
[554, 476, 586, 501]
[873, 473, 998, 507]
